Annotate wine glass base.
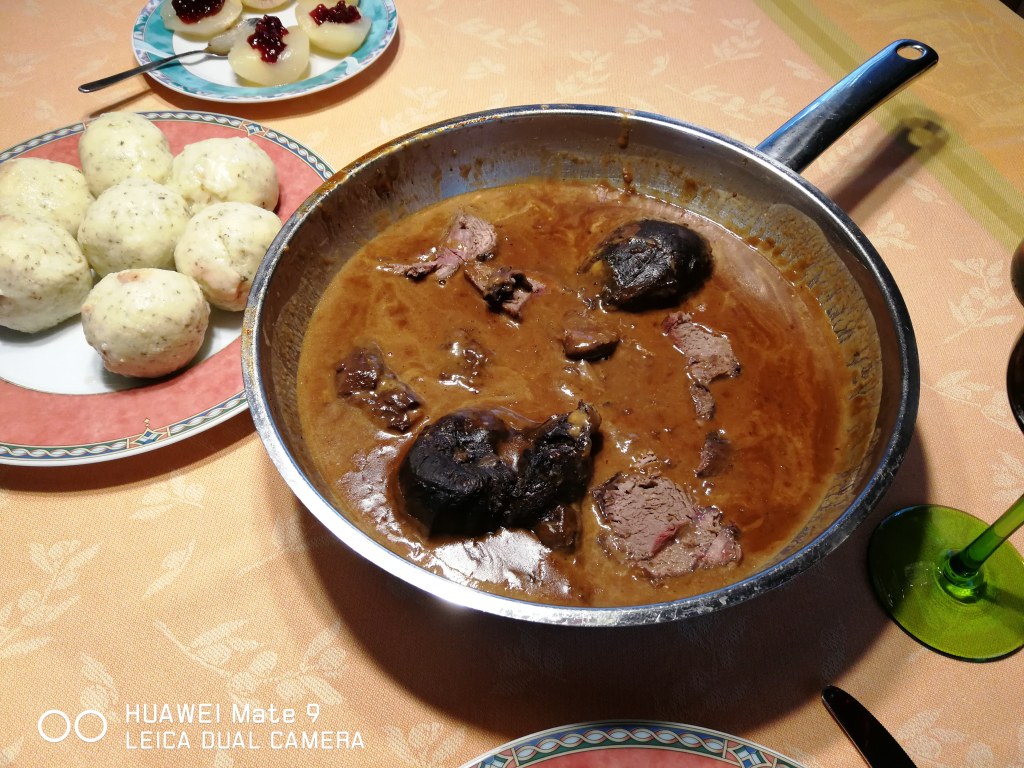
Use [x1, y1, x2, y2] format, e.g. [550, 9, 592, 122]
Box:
[868, 504, 1024, 661]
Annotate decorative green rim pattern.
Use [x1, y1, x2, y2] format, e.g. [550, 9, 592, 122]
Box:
[461, 721, 806, 768]
[0, 393, 248, 465]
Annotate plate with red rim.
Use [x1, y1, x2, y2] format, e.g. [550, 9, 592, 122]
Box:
[461, 721, 807, 768]
[0, 110, 333, 466]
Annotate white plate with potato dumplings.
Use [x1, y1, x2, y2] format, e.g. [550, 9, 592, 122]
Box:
[134, 0, 397, 103]
[0, 111, 332, 465]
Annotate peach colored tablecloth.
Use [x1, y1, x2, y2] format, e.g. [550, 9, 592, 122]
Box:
[2, 1, 1023, 766]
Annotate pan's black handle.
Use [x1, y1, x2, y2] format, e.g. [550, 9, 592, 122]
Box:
[756, 39, 938, 173]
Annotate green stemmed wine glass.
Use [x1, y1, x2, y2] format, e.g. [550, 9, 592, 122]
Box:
[869, 244, 1024, 661]
[868, 493, 1024, 661]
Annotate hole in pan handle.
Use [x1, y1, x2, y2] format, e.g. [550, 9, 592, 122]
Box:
[756, 39, 939, 174]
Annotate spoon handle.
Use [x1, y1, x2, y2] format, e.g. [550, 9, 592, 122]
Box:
[78, 50, 210, 93]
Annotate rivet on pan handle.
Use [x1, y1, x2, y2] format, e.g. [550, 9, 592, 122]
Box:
[756, 39, 939, 174]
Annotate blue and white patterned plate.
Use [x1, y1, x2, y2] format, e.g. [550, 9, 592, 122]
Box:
[461, 721, 807, 768]
[132, 0, 398, 103]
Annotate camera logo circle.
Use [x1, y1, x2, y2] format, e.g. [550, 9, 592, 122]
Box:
[38, 709, 108, 743]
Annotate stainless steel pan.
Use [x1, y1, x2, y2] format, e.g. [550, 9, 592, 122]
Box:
[242, 40, 936, 625]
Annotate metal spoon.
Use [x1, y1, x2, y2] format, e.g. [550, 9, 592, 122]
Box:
[78, 18, 257, 93]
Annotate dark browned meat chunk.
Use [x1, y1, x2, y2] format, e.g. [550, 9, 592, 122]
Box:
[393, 211, 497, 283]
[507, 402, 601, 528]
[662, 312, 740, 421]
[696, 430, 732, 477]
[561, 311, 620, 360]
[593, 466, 741, 578]
[335, 346, 423, 433]
[581, 219, 712, 310]
[533, 504, 579, 552]
[464, 262, 545, 319]
[398, 402, 600, 538]
[397, 410, 517, 535]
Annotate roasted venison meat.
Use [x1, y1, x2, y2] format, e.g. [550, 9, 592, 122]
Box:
[695, 430, 732, 478]
[662, 312, 740, 421]
[335, 346, 423, 433]
[560, 311, 620, 360]
[399, 402, 600, 538]
[398, 409, 517, 535]
[507, 402, 601, 528]
[582, 219, 712, 310]
[393, 211, 497, 283]
[593, 466, 741, 578]
[464, 262, 545, 319]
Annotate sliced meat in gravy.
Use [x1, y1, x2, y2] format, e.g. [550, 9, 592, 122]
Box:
[464, 262, 545, 319]
[695, 430, 732, 478]
[392, 211, 497, 283]
[593, 465, 741, 578]
[662, 311, 740, 421]
[560, 310, 620, 360]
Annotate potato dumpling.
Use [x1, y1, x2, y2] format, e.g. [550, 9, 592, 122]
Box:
[78, 111, 174, 197]
[160, 0, 243, 39]
[174, 202, 282, 311]
[77, 178, 191, 277]
[81, 268, 210, 378]
[0, 214, 93, 334]
[0, 158, 94, 236]
[296, 0, 370, 56]
[168, 137, 279, 213]
[228, 19, 310, 86]
[241, 0, 289, 9]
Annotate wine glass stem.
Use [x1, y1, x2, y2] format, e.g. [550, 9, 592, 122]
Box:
[943, 493, 1024, 593]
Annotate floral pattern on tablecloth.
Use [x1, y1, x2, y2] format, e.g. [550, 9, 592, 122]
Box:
[1, 0, 1022, 766]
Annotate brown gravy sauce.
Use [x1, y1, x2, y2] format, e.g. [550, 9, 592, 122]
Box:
[296, 180, 850, 607]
